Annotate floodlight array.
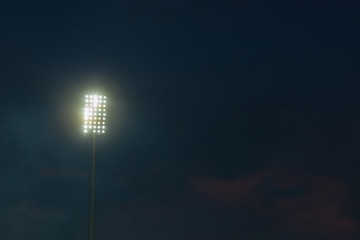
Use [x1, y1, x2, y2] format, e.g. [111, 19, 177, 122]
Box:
[83, 95, 107, 134]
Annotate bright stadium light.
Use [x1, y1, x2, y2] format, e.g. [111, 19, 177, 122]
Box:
[83, 94, 107, 240]
[83, 94, 107, 135]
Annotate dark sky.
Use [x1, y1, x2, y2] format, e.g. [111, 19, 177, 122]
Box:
[1, 0, 360, 239]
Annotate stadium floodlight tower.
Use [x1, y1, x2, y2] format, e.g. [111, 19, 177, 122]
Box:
[83, 94, 107, 240]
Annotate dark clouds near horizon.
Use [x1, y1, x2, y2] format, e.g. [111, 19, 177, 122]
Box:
[1, 0, 360, 239]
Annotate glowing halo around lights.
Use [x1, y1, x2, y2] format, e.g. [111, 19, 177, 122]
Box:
[83, 94, 107, 134]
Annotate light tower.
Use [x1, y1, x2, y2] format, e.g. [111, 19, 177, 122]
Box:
[83, 94, 107, 240]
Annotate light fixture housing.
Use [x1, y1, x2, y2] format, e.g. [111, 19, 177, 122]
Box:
[83, 94, 106, 134]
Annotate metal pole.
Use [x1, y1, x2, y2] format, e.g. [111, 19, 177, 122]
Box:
[89, 134, 96, 240]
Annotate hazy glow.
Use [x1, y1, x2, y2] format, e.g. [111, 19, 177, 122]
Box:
[83, 94, 107, 135]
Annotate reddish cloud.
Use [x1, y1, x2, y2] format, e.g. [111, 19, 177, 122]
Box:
[191, 168, 360, 238]
[192, 169, 273, 204]
[270, 176, 359, 238]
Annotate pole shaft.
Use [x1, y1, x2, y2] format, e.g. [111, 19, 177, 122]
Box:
[89, 134, 96, 240]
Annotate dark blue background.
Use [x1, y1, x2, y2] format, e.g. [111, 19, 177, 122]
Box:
[1, 0, 359, 239]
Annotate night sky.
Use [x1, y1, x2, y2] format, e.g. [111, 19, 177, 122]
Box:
[1, 0, 360, 239]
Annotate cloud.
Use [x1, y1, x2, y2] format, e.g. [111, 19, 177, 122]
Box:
[192, 169, 272, 205]
[191, 168, 360, 239]
[270, 176, 359, 238]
